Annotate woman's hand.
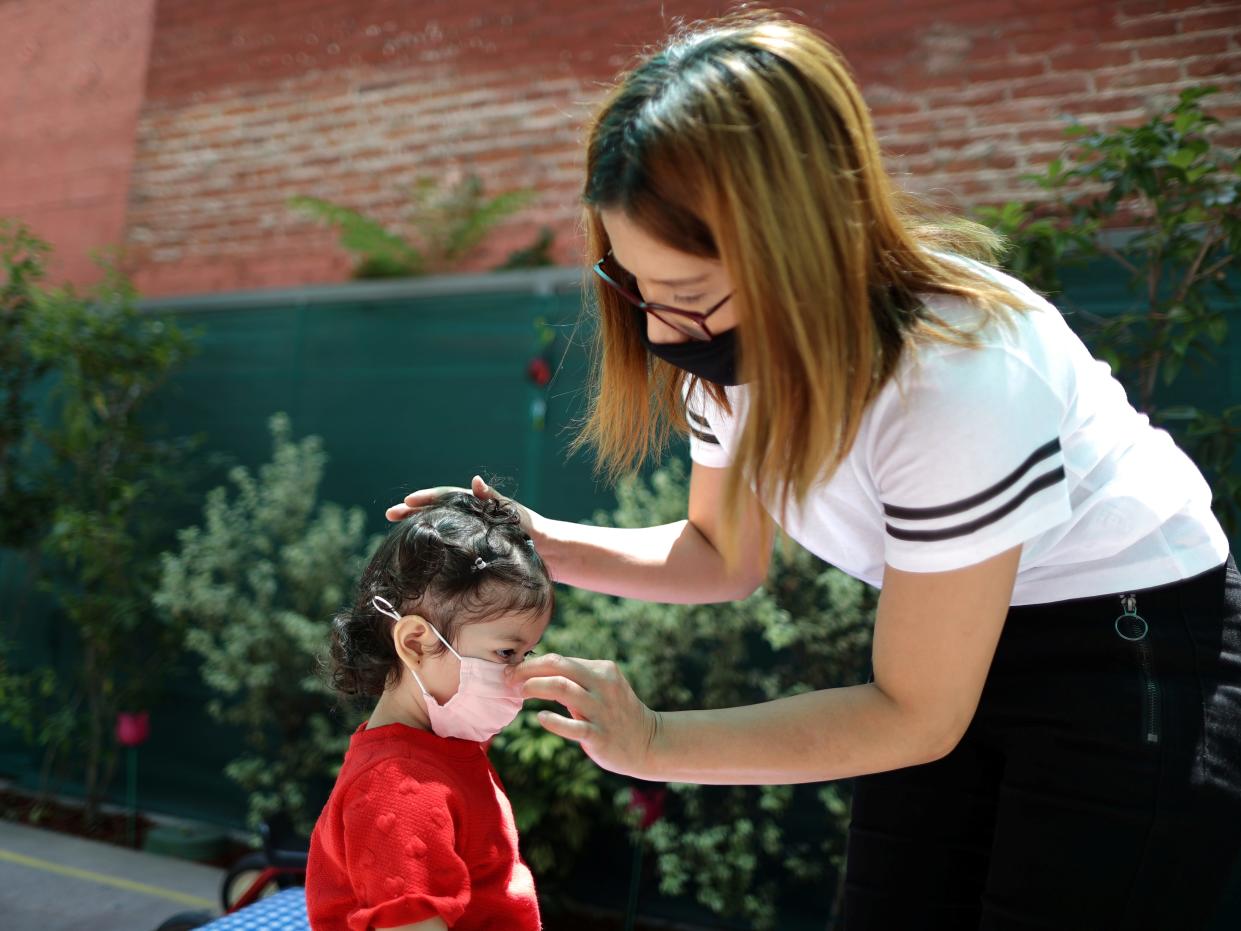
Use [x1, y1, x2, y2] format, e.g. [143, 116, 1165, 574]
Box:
[508, 654, 662, 780]
[386, 475, 537, 538]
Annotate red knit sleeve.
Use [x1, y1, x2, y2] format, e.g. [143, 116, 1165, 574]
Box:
[341, 760, 471, 929]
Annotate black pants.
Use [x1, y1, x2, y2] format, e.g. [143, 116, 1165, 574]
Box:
[844, 556, 1241, 930]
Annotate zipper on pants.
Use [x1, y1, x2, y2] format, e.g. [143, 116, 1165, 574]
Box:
[1115, 593, 1161, 746]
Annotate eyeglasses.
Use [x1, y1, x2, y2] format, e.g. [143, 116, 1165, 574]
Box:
[592, 253, 732, 341]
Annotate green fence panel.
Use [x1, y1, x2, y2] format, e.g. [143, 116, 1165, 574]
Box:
[142, 269, 611, 526]
[1057, 263, 1240, 427]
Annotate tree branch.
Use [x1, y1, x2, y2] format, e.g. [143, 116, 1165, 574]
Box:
[1095, 238, 1140, 276]
[1172, 227, 1220, 305]
[1198, 253, 1234, 282]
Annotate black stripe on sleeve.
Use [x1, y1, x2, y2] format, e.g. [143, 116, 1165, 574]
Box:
[882, 438, 1062, 521]
[690, 426, 720, 445]
[884, 466, 1066, 542]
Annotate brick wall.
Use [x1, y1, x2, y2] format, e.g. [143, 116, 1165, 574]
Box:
[858, 0, 1241, 204]
[126, 0, 741, 295]
[4, 1, 1238, 296]
[0, 0, 158, 287]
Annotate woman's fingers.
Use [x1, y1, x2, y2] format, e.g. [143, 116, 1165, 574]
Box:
[520, 673, 595, 715]
[470, 476, 537, 536]
[471, 475, 501, 499]
[403, 485, 470, 508]
[387, 485, 467, 522]
[388, 478, 537, 534]
[510, 653, 660, 779]
[387, 479, 497, 523]
[510, 653, 602, 688]
[536, 711, 595, 743]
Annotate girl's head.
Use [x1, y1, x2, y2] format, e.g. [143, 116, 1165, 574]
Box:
[330, 492, 554, 701]
[576, 14, 1020, 546]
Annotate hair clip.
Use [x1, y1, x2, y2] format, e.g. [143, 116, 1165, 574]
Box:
[471, 556, 488, 572]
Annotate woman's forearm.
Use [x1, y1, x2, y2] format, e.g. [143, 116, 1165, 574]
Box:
[645, 683, 953, 784]
[531, 515, 761, 603]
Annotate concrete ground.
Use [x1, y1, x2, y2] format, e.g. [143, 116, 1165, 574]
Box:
[0, 819, 224, 931]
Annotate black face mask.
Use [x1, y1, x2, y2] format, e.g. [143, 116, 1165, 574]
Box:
[636, 311, 743, 386]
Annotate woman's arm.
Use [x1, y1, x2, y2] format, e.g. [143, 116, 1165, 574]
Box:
[377, 920, 448, 931]
[387, 464, 774, 604]
[511, 545, 1021, 782]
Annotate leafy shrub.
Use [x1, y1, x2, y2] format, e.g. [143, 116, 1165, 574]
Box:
[0, 220, 54, 551]
[976, 86, 1241, 535]
[290, 173, 553, 279]
[0, 221, 199, 820]
[155, 414, 381, 833]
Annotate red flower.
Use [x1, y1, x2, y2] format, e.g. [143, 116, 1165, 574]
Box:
[526, 357, 552, 387]
[628, 785, 666, 830]
[116, 711, 150, 747]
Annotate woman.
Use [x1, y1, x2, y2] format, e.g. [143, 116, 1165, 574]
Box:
[388, 15, 1241, 929]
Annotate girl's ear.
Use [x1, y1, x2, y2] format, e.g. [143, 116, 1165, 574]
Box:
[391, 614, 440, 666]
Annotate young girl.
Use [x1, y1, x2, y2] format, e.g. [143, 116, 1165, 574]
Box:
[307, 492, 552, 931]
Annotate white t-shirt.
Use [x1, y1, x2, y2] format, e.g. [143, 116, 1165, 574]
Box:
[686, 262, 1229, 605]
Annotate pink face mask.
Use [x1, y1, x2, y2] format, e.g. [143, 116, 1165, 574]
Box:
[372, 597, 526, 742]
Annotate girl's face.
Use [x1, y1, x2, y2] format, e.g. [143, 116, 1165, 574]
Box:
[414, 608, 551, 706]
[599, 208, 739, 344]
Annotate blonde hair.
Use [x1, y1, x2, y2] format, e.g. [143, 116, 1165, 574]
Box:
[575, 13, 1026, 553]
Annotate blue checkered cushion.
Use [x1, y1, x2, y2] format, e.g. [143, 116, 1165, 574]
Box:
[197, 887, 308, 930]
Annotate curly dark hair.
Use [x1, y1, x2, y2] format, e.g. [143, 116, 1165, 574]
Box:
[329, 492, 554, 697]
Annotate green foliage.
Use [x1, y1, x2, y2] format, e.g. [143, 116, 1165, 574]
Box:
[0, 221, 54, 549]
[488, 710, 607, 878]
[286, 196, 425, 278]
[289, 173, 552, 279]
[154, 414, 382, 834]
[491, 459, 875, 928]
[496, 226, 557, 271]
[0, 231, 202, 818]
[977, 87, 1241, 535]
[0, 639, 57, 743]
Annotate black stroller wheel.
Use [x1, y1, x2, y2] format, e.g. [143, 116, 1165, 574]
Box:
[154, 911, 215, 931]
[221, 850, 281, 911]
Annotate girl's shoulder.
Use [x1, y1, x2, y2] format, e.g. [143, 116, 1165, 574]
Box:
[339, 739, 484, 806]
[334, 755, 465, 835]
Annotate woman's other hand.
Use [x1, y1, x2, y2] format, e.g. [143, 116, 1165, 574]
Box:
[386, 475, 537, 537]
[509, 654, 662, 780]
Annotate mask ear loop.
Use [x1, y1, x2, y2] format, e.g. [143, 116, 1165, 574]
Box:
[371, 596, 463, 660]
[370, 595, 437, 698]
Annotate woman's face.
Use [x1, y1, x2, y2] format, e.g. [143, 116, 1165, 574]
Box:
[599, 208, 738, 344]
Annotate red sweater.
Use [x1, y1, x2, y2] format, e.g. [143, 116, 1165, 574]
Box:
[307, 722, 540, 930]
